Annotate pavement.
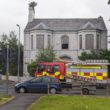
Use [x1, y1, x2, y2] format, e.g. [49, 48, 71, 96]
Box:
[0, 94, 42, 110]
[0, 80, 43, 110]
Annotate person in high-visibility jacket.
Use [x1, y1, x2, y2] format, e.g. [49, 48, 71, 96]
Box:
[43, 71, 49, 76]
[54, 71, 60, 79]
[66, 71, 72, 78]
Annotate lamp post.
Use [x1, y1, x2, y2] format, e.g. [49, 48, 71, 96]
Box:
[16, 24, 20, 82]
[6, 41, 9, 94]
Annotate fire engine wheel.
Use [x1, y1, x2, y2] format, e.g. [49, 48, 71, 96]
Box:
[19, 87, 26, 93]
[82, 88, 89, 95]
[50, 88, 57, 94]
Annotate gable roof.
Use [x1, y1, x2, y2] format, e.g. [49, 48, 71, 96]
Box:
[32, 22, 49, 30]
[80, 22, 96, 30]
[24, 17, 107, 32]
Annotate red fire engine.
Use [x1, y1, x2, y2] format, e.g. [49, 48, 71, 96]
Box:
[34, 61, 110, 94]
[34, 61, 110, 83]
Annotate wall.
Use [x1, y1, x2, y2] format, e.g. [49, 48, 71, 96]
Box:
[24, 29, 107, 76]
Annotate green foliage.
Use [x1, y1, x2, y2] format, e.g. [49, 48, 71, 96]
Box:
[0, 64, 2, 73]
[27, 61, 37, 77]
[8, 31, 18, 49]
[0, 31, 23, 76]
[27, 47, 56, 76]
[78, 49, 110, 62]
[0, 34, 8, 48]
[29, 1, 37, 11]
[36, 47, 56, 63]
[29, 1, 37, 7]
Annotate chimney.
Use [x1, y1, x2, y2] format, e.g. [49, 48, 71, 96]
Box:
[28, 2, 37, 22]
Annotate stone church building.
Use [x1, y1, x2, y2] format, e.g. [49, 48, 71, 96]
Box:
[24, 3, 107, 75]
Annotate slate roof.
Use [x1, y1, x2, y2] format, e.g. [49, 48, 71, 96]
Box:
[80, 22, 96, 30]
[24, 17, 107, 32]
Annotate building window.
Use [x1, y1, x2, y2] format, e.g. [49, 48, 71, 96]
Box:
[79, 35, 82, 49]
[31, 35, 33, 49]
[97, 35, 100, 49]
[36, 35, 44, 49]
[48, 35, 51, 47]
[61, 35, 69, 49]
[85, 34, 94, 49]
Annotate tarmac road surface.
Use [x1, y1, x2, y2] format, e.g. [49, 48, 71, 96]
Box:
[0, 94, 42, 110]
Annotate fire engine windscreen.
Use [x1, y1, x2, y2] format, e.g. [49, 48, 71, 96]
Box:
[36, 64, 45, 73]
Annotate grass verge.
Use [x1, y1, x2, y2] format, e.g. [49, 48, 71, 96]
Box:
[0, 94, 14, 105]
[27, 95, 110, 110]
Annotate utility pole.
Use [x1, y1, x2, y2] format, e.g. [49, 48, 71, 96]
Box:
[16, 24, 20, 82]
[6, 43, 9, 94]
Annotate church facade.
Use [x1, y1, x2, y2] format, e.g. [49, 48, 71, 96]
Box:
[24, 4, 107, 75]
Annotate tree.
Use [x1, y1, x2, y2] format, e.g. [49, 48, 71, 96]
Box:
[0, 31, 23, 76]
[78, 49, 110, 62]
[108, 0, 110, 4]
[27, 61, 36, 77]
[0, 34, 8, 48]
[36, 47, 56, 63]
[27, 47, 56, 76]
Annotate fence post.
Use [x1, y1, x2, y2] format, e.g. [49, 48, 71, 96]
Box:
[48, 82, 50, 95]
[80, 82, 83, 95]
[106, 84, 109, 96]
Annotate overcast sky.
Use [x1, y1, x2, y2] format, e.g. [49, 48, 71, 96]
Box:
[0, 0, 110, 43]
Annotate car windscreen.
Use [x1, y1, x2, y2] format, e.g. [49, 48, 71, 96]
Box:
[30, 77, 42, 83]
[42, 77, 51, 83]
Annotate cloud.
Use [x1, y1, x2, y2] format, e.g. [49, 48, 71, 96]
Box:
[0, 0, 110, 43]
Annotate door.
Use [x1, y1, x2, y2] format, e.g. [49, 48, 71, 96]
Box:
[40, 76, 51, 93]
[27, 77, 42, 93]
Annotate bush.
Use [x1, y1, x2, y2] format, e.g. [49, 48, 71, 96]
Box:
[27, 61, 37, 77]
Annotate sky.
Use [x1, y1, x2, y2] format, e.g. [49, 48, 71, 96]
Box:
[0, 0, 110, 43]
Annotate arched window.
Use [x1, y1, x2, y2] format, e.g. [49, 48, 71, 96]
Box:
[36, 34, 44, 49]
[85, 34, 94, 49]
[48, 35, 51, 47]
[31, 35, 33, 49]
[61, 35, 69, 49]
[96, 35, 100, 49]
[79, 35, 82, 49]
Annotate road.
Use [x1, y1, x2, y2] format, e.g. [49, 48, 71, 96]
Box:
[0, 80, 109, 110]
[0, 80, 108, 95]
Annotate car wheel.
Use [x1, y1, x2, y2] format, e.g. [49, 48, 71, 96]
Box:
[50, 88, 57, 94]
[82, 88, 89, 95]
[19, 87, 26, 93]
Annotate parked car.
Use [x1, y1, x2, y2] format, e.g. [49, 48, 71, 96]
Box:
[15, 76, 62, 94]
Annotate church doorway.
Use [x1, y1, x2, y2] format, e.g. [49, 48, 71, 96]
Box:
[60, 55, 72, 61]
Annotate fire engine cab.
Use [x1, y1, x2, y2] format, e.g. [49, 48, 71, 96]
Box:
[35, 62, 66, 81]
